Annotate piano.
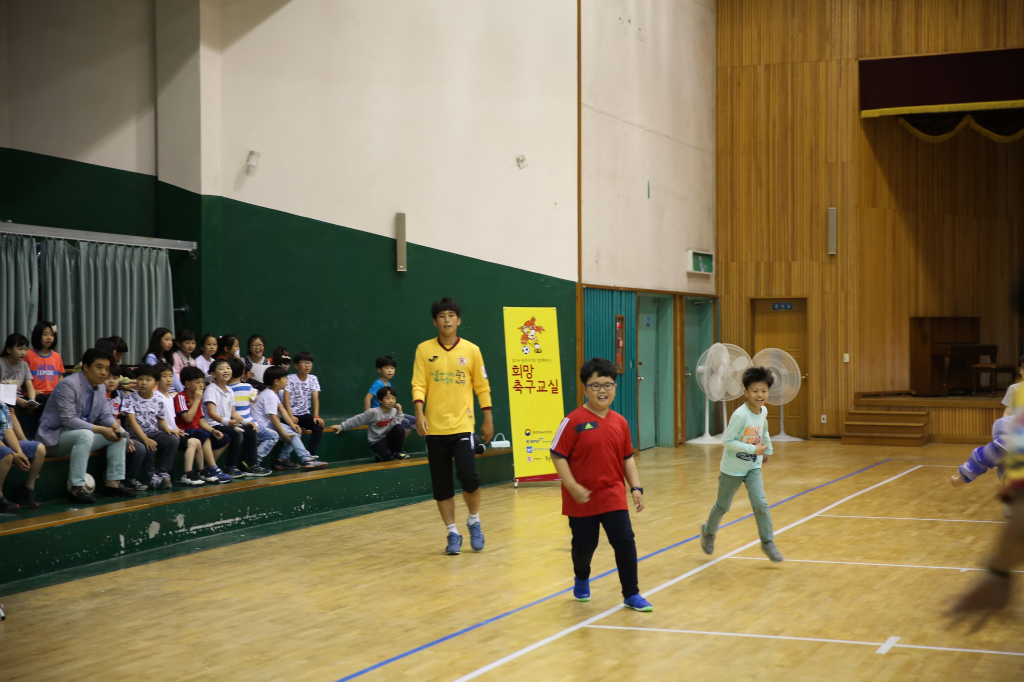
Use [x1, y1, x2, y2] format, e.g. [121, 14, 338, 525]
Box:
[909, 317, 998, 396]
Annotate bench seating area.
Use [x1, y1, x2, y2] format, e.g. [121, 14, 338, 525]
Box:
[0, 432, 513, 594]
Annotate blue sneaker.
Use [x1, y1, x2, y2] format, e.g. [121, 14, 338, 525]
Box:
[467, 521, 485, 551]
[225, 466, 245, 479]
[212, 468, 233, 483]
[624, 594, 653, 612]
[445, 532, 463, 555]
[573, 578, 590, 602]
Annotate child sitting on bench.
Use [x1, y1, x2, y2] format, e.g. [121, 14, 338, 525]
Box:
[336, 386, 410, 462]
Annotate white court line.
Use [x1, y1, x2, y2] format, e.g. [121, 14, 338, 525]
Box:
[728, 556, 1024, 574]
[876, 636, 901, 654]
[820, 514, 1004, 524]
[919, 465, 960, 468]
[584, 625, 1024, 658]
[451, 465, 923, 682]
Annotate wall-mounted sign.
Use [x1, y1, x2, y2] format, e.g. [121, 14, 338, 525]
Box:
[772, 302, 794, 311]
[615, 315, 626, 374]
[686, 250, 714, 275]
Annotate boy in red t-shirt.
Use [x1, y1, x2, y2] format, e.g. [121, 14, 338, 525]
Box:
[550, 357, 651, 612]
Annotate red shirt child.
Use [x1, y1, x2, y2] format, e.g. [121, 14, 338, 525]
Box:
[550, 406, 634, 516]
[173, 392, 203, 430]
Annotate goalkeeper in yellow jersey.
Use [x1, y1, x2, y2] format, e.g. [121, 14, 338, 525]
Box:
[412, 298, 494, 555]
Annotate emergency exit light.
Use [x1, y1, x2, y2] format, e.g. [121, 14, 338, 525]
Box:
[686, 250, 714, 274]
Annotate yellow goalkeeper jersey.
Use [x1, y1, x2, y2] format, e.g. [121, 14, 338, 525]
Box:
[411, 337, 492, 436]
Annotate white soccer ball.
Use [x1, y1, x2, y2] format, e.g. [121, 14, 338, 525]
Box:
[67, 473, 96, 494]
[521, 345, 531, 355]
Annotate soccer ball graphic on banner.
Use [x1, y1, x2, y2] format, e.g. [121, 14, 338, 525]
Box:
[521, 346, 531, 355]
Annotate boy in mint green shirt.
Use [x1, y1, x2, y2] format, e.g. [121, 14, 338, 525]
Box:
[699, 366, 784, 562]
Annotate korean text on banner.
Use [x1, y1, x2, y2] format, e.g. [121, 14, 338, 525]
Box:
[502, 307, 564, 482]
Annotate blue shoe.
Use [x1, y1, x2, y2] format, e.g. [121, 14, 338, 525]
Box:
[225, 466, 245, 479]
[573, 578, 590, 602]
[445, 532, 463, 555]
[467, 521, 485, 551]
[624, 594, 653, 612]
[212, 468, 233, 483]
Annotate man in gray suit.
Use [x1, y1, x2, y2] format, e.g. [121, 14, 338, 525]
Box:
[37, 348, 136, 504]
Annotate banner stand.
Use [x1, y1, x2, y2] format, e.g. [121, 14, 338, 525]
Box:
[514, 473, 561, 488]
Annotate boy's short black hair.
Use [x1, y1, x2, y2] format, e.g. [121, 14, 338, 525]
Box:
[376, 385, 397, 401]
[108, 362, 122, 378]
[135, 364, 161, 380]
[208, 358, 230, 376]
[742, 366, 775, 389]
[431, 297, 461, 319]
[376, 355, 396, 370]
[262, 366, 288, 390]
[82, 348, 113, 367]
[180, 366, 205, 384]
[227, 357, 245, 379]
[294, 350, 314, 364]
[580, 357, 617, 384]
[30, 321, 58, 352]
[154, 362, 174, 378]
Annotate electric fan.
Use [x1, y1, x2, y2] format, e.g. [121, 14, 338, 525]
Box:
[752, 348, 803, 442]
[688, 343, 752, 444]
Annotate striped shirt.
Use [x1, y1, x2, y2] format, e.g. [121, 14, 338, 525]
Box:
[230, 381, 257, 423]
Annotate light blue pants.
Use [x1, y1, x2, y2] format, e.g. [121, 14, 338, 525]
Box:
[705, 468, 775, 543]
[56, 429, 127, 487]
[255, 426, 279, 463]
[278, 424, 311, 461]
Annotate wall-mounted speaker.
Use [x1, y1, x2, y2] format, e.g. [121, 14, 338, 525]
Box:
[396, 213, 407, 272]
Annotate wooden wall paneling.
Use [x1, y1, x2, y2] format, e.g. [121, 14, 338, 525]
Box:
[718, 0, 1023, 439]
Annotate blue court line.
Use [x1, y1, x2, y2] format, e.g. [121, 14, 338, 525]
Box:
[335, 457, 893, 682]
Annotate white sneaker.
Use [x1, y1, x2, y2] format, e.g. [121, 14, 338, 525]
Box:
[180, 474, 205, 487]
[149, 474, 163, 489]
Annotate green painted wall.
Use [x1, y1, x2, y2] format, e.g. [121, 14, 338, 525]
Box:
[0, 149, 578, 439]
[0, 148, 158, 237]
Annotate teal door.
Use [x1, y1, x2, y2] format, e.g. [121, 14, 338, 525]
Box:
[637, 297, 658, 450]
[684, 297, 716, 440]
[583, 288, 638, 447]
[638, 296, 674, 450]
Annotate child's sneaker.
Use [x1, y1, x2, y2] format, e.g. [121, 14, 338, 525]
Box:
[149, 474, 163, 489]
[125, 478, 149, 491]
[699, 523, 714, 555]
[199, 468, 220, 483]
[158, 473, 173, 490]
[246, 466, 272, 478]
[212, 468, 233, 483]
[395, 452, 410, 460]
[573, 577, 590, 602]
[15, 484, 39, 509]
[274, 459, 300, 470]
[445, 532, 463, 555]
[180, 472, 205, 487]
[303, 460, 329, 471]
[760, 541, 784, 563]
[467, 521, 485, 551]
[225, 466, 245, 478]
[0, 496, 19, 514]
[624, 594, 653, 612]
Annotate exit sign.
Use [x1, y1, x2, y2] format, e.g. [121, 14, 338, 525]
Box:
[772, 302, 794, 311]
[686, 250, 714, 275]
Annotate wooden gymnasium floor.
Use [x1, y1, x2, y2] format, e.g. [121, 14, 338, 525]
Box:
[4, 441, 1024, 681]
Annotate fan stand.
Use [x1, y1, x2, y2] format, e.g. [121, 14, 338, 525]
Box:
[772, 404, 803, 442]
[687, 397, 723, 445]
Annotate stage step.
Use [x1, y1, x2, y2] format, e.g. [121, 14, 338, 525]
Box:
[842, 410, 930, 447]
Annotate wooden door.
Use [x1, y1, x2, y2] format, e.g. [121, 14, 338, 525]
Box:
[752, 299, 808, 439]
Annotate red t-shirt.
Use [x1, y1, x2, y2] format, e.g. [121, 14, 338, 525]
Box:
[26, 349, 64, 394]
[550, 406, 634, 517]
[174, 393, 202, 430]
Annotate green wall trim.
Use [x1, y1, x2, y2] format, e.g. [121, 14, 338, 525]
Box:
[0, 148, 158, 237]
[0, 451, 513, 591]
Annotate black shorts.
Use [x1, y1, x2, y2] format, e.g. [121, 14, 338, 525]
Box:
[426, 432, 480, 501]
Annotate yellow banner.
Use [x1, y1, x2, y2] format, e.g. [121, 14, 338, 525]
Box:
[502, 307, 564, 481]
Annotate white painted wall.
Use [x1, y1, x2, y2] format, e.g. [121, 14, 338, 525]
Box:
[582, 0, 716, 294]
[5, 0, 156, 174]
[217, 0, 578, 281]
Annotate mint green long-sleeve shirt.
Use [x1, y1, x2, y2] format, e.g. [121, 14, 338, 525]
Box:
[719, 403, 773, 476]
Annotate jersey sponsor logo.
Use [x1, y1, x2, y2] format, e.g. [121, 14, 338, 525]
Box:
[574, 421, 599, 433]
[481, 365, 487, 378]
[525, 429, 532, 436]
[428, 356, 439, 363]
[458, 356, 467, 366]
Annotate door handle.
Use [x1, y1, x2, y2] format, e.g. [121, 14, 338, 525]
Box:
[638, 376, 645, 381]
[684, 372, 692, 378]
[802, 374, 808, 380]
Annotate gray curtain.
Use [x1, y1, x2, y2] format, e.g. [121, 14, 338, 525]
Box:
[0, 234, 39, 341]
[40, 239, 175, 365]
